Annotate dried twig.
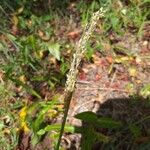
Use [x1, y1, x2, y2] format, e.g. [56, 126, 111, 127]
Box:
[77, 87, 128, 92]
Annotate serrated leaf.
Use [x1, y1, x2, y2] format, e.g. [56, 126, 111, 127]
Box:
[48, 43, 61, 60]
[75, 111, 98, 123]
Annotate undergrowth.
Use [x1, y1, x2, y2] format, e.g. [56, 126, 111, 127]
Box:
[0, 0, 149, 149]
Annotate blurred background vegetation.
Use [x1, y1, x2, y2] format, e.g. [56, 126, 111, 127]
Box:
[0, 0, 150, 149]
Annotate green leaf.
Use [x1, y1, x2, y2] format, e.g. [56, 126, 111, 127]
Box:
[42, 15, 51, 21]
[81, 126, 96, 150]
[6, 33, 16, 41]
[0, 43, 4, 51]
[60, 61, 69, 75]
[75, 111, 98, 123]
[9, 77, 41, 99]
[32, 103, 55, 131]
[75, 112, 122, 129]
[0, 121, 4, 130]
[33, 113, 44, 132]
[110, 16, 119, 29]
[31, 76, 45, 81]
[37, 129, 45, 135]
[48, 43, 61, 60]
[31, 134, 40, 146]
[95, 132, 110, 143]
[96, 117, 123, 129]
[37, 124, 75, 135]
[27, 35, 36, 49]
[140, 84, 150, 97]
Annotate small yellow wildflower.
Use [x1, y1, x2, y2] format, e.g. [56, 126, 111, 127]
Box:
[19, 106, 30, 133]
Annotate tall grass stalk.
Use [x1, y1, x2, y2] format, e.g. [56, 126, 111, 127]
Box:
[55, 7, 105, 150]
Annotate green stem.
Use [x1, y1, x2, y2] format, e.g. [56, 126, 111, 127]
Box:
[55, 91, 73, 150]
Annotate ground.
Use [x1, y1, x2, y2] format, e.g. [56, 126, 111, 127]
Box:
[0, 1, 150, 150]
[65, 27, 150, 149]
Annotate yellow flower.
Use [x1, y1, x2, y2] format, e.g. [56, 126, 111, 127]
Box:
[19, 106, 27, 120]
[21, 122, 30, 133]
[19, 106, 30, 133]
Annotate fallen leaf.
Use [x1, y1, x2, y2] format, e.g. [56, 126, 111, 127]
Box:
[12, 15, 18, 26]
[95, 74, 102, 81]
[105, 82, 110, 88]
[82, 68, 89, 73]
[11, 25, 18, 35]
[16, 7, 24, 15]
[106, 56, 113, 64]
[114, 56, 133, 64]
[143, 41, 148, 46]
[67, 30, 81, 39]
[135, 56, 142, 64]
[38, 30, 50, 41]
[111, 83, 120, 89]
[79, 71, 86, 80]
[38, 30, 44, 37]
[11, 15, 19, 35]
[128, 67, 137, 77]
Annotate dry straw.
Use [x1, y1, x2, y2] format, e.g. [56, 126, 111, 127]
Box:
[56, 8, 105, 150]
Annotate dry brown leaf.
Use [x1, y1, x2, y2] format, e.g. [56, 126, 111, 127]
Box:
[67, 30, 81, 39]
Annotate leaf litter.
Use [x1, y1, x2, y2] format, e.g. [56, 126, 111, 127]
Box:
[1, 1, 150, 150]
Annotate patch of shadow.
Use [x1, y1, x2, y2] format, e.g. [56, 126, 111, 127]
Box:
[68, 96, 150, 150]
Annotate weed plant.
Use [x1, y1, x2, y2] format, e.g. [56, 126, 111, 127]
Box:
[0, 0, 149, 149]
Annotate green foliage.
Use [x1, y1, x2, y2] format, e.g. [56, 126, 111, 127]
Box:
[18, 95, 67, 147]
[0, 81, 19, 150]
[0, 0, 69, 97]
[76, 0, 149, 58]
[37, 124, 74, 136]
[0, 0, 149, 149]
[75, 111, 122, 149]
[75, 108, 150, 150]
[48, 43, 61, 60]
[77, 0, 149, 35]
[75, 111, 123, 129]
[140, 84, 150, 97]
[129, 124, 142, 138]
